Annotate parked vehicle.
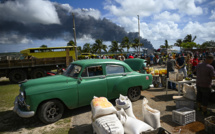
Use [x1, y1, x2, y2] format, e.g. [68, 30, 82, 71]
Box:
[20, 46, 76, 59]
[124, 58, 147, 74]
[0, 57, 72, 83]
[13, 59, 152, 124]
[46, 66, 65, 76]
[0, 46, 75, 83]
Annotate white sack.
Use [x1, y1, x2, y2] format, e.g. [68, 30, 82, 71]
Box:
[183, 83, 196, 100]
[92, 114, 124, 134]
[91, 96, 117, 120]
[115, 94, 136, 119]
[142, 98, 161, 129]
[116, 109, 153, 134]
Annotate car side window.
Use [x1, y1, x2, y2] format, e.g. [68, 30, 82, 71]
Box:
[81, 65, 103, 77]
[106, 65, 125, 75]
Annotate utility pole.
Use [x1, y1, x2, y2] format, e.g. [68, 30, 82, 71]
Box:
[72, 13, 78, 60]
[137, 15, 140, 56]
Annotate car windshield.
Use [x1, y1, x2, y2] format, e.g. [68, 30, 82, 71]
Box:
[63, 64, 82, 78]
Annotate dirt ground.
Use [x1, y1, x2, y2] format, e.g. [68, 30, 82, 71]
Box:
[1, 86, 215, 134]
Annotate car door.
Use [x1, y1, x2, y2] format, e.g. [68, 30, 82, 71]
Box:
[105, 64, 128, 99]
[78, 65, 107, 106]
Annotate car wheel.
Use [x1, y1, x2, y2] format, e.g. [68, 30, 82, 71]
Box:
[127, 87, 141, 102]
[9, 69, 27, 83]
[38, 100, 64, 124]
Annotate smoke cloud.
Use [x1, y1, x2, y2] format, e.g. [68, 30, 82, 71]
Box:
[0, 0, 154, 49]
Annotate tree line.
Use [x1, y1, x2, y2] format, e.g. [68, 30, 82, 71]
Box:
[160, 34, 215, 50]
[66, 37, 144, 55]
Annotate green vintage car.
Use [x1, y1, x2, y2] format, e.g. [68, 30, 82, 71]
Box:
[13, 59, 152, 124]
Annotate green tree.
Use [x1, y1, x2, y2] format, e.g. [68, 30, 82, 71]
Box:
[131, 38, 139, 51]
[67, 40, 75, 46]
[181, 42, 197, 49]
[121, 36, 131, 52]
[83, 43, 92, 53]
[183, 34, 197, 43]
[164, 40, 171, 49]
[160, 45, 166, 49]
[77, 46, 82, 53]
[201, 40, 215, 48]
[92, 39, 107, 56]
[40, 44, 47, 48]
[109, 41, 123, 53]
[174, 39, 183, 49]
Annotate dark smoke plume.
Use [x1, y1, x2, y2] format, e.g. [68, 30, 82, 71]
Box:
[0, 1, 154, 49]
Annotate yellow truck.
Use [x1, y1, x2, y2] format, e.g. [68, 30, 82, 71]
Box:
[0, 46, 76, 83]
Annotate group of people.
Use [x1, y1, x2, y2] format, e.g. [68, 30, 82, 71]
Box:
[166, 52, 215, 115]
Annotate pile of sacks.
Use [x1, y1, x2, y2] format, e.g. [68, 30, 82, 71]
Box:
[91, 95, 161, 134]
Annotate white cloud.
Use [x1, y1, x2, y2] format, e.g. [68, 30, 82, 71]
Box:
[182, 21, 215, 41]
[153, 11, 180, 22]
[210, 9, 215, 20]
[60, 4, 73, 12]
[104, 0, 164, 17]
[104, 0, 203, 18]
[0, 0, 60, 24]
[175, 0, 203, 15]
[74, 8, 101, 20]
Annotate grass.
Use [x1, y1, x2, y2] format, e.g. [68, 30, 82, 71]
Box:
[0, 83, 19, 111]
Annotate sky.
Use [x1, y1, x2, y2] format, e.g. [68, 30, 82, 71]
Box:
[0, 0, 215, 53]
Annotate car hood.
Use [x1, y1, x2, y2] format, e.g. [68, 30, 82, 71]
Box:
[21, 75, 77, 95]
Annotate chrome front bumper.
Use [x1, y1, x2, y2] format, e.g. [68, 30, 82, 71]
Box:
[13, 96, 35, 118]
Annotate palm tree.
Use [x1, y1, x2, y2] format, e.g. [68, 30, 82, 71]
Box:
[174, 39, 183, 50]
[77, 46, 82, 54]
[121, 36, 131, 52]
[67, 40, 75, 46]
[109, 41, 123, 53]
[131, 38, 139, 52]
[92, 39, 107, 56]
[164, 40, 170, 50]
[183, 34, 197, 43]
[83, 43, 92, 53]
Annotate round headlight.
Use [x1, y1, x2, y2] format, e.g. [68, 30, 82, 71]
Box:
[20, 91, 25, 99]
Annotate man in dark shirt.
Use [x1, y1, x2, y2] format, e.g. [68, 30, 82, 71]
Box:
[196, 54, 215, 114]
[167, 56, 176, 89]
[176, 54, 187, 78]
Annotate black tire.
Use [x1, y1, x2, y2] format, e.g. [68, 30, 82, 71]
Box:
[38, 100, 64, 124]
[127, 86, 141, 102]
[9, 69, 27, 83]
[31, 68, 46, 79]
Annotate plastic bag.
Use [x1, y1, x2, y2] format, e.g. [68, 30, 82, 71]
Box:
[116, 109, 154, 134]
[183, 83, 196, 100]
[91, 96, 117, 120]
[142, 98, 161, 129]
[115, 94, 136, 119]
[92, 114, 124, 134]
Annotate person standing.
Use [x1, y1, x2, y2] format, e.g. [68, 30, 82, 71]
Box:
[192, 55, 200, 75]
[196, 54, 215, 115]
[176, 54, 187, 78]
[150, 54, 154, 66]
[167, 56, 176, 89]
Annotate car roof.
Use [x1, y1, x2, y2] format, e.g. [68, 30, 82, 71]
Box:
[72, 59, 133, 71]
